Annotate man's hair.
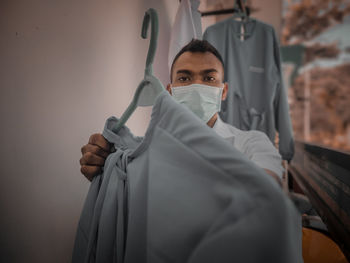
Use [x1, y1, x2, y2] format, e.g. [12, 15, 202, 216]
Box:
[170, 39, 225, 82]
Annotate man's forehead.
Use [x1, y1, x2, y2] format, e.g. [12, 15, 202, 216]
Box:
[173, 51, 223, 72]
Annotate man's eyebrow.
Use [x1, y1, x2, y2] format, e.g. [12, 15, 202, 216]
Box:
[176, 69, 193, 75]
[200, 68, 218, 74]
[176, 69, 219, 75]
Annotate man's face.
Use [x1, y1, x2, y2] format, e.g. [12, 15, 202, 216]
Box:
[166, 51, 228, 127]
[167, 51, 228, 100]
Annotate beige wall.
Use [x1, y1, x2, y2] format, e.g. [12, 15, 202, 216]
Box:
[0, 1, 177, 262]
[252, 0, 282, 37]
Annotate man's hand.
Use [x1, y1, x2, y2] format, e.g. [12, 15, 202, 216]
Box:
[80, 133, 113, 181]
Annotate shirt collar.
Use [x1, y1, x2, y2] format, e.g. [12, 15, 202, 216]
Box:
[212, 115, 234, 139]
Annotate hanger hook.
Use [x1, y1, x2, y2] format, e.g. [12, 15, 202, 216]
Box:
[234, 0, 247, 15]
[141, 8, 159, 76]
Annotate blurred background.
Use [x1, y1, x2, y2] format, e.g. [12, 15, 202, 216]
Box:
[200, 0, 350, 152]
[1, 0, 349, 262]
[281, 0, 350, 152]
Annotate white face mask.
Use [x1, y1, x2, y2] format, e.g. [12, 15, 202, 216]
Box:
[171, 83, 223, 123]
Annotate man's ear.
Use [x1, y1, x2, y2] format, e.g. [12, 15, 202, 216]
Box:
[222, 82, 228, 101]
[166, 84, 172, 95]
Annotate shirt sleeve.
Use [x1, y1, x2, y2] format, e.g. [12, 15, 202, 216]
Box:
[238, 130, 284, 179]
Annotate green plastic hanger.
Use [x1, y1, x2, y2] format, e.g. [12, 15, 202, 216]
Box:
[112, 8, 165, 133]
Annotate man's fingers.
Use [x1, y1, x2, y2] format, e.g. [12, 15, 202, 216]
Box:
[80, 152, 105, 166]
[80, 165, 102, 181]
[79, 133, 114, 181]
[81, 144, 110, 159]
[88, 133, 112, 152]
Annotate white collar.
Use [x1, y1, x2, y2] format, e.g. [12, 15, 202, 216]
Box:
[212, 115, 235, 139]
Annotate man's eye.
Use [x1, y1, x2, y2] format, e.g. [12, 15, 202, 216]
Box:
[204, 76, 215, 82]
[178, 76, 190, 82]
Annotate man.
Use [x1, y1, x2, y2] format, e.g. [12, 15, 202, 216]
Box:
[80, 39, 283, 185]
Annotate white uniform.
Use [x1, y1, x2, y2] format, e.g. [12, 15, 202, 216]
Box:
[213, 115, 284, 179]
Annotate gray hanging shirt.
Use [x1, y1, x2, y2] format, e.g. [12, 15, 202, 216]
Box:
[72, 91, 302, 263]
[203, 18, 295, 161]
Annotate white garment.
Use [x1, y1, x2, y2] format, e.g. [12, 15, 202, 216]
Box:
[168, 0, 202, 72]
[213, 115, 284, 178]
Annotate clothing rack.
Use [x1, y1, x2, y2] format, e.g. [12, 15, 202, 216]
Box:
[200, 0, 250, 17]
[201, 7, 251, 17]
[178, 0, 250, 17]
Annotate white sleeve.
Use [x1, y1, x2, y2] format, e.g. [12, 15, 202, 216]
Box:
[238, 131, 284, 179]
